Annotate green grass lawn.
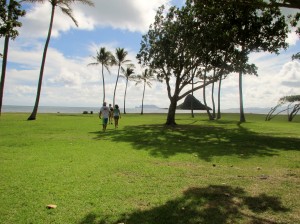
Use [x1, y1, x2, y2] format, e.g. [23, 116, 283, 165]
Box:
[0, 113, 299, 224]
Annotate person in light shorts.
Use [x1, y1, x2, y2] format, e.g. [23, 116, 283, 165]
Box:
[99, 102, 110, 131]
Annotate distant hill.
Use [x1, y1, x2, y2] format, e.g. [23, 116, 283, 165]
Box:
[135, 104, 159, 108]
[177, 94, 211, 110]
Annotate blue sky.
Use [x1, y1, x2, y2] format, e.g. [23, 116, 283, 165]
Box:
[1, 0, 299, 110]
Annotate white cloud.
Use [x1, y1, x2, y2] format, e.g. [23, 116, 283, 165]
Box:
[286, 28, 299, 46]
[19, 0, 170, 39]
[2, 1, 300, 111]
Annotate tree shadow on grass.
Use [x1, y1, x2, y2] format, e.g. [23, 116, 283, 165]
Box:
[91, 123, 300, 161]
[79, 185, 289, 224]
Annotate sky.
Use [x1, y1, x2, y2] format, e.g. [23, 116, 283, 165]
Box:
[1, 0, 300, 110]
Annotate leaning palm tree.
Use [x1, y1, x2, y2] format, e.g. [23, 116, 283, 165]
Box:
[135, 68, 155, 115]
[113, 48, 130, 107]
[88, 47, 115, 104]
[25, 0, 94, 120]
[121, 64, 135, 114]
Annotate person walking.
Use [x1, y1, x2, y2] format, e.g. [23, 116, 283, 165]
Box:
[113, 104, 121, 129]
[99, 102, 110, 131]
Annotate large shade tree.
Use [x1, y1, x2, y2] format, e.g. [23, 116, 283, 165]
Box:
[138, 0, 289, 125]
[24, 0, 94, 120]
[221, 0, 289, 122]
[88, 47, 115, 104]
[188, 0, 289, 123]
[0, 0, 25, 116]
[137, 5, 218, 125]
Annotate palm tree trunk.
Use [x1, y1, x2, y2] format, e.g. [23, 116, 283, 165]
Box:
[28, 4, 56, 120]
[123, 78, 128, 114]
[0, 35, 10, 116]
[239, 71, 246, 122]
[113, 64, 121, 106]
[101, 64, 105, 104]
[217, 74, 222, 119]
[141, 81, 146, 115]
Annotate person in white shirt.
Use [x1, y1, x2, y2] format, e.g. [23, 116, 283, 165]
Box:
[99, 102, 110, 131]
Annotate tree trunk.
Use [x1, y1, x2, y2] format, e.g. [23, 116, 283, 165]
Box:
[101, 64, 105, 104]
[123, 78, 128, 114]
[166, 96, 178, 125]
[0, 35, 10, 116]
[1, 0, 12, 116]
[203, 65, 213, 120]
[217, 74, 222, 119]
[191, 76, 194, 118]
[239, 71, 246, 122]
[288, 104, 300, 122]
[113, 64, 121, 106]
[28, 4, 56, 120]
[211, 69, 216, 119]
[141, 81, 145, 115]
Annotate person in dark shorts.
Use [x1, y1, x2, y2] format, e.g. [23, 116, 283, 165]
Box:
[113, 104, 121, 129]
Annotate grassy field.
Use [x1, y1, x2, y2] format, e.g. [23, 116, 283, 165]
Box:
[0, 113, 299, 224]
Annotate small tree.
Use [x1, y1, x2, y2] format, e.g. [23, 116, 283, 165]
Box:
[113, 48, 130, 107]
[135, 68, 155, 115]
[266, 95, 300, 122]
[121, 64, 135, 114]
[88, 47, 115, 104]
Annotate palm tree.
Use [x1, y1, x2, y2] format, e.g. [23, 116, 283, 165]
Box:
[121, 64, 135, 114]
[24, 0, 94, 120]
[113, 48, 130, 107]
[135, 68, 155, 115]
[88, 47, 114, 104]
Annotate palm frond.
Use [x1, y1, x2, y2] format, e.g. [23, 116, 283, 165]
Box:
[60, 6, 78, 26]
[87, 62, 99, 66]
[20, 0, 46, 3]
[121, 64, 135, 78]
[70, 0, 94, 7]
[115, 48, 130, 65]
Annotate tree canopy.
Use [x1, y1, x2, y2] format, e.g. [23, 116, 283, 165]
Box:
[137, 0, 290, 125]
[0, 0, 25, 39]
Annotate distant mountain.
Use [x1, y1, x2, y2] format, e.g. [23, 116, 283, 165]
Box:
[135, 104, 160, 108]
[177, 94, 211, 110]
[223, 107, 271, 114]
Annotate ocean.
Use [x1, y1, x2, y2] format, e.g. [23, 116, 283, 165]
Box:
[2, 105, 271, 114]
[1, 105, 169, 114]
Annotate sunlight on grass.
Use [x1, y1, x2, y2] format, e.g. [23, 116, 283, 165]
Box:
[0, 113, 299, 223]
